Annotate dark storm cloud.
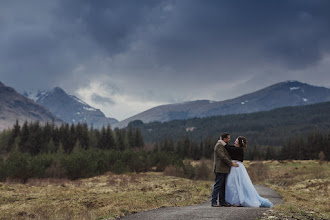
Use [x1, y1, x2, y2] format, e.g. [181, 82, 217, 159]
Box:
[91, 93, 115, 106]
[0, 0, 170, 93]
[144, 0, 330, 71]
[1, 0, 330, 115]
[53, 0, 164, 55]
[0, 1, 95, 90]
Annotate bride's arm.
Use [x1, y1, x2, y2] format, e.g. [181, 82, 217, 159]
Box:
[225, 144, 244, 162]
[225, 144, 243, 153]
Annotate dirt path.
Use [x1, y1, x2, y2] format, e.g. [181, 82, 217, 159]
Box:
[121, 185, 282, 220]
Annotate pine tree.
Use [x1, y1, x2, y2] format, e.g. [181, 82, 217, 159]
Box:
[57, 142, 65, 155]
[134, 128, 144, 148]
[128, 127, 135, 148]
[175, 140, 184, 159]
[265, 146, 275, 160]
[0, 156, 6, 181]
[98, 126, 107, 150]
[42, 122, 52, 147]
[105, 124, 116, 150]
[183, 133, 190, 158]
[8, 120, 20, 150]
[80, 123, 89, 149]
[60, 123, 71, 153]
[19, 121, 29, 153]
[25, 121, 42, 155]
[73, 139, 83, 152]
[88, 127, 98, 149]
[47, 138, 57, 153]
[0, 129, 12, 152]
[69, 123, 77, 151]
[115, 128, 128, 151]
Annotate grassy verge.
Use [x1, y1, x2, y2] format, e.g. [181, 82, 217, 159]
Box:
[245, 160, 330, 220]
[1, 160, 328, 219]
[0, 172, 212, 219]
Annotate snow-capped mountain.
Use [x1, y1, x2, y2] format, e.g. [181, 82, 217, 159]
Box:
[23, 87, 118, 128]
[114, 81, 330, 128]
[0, 82, 62, 132]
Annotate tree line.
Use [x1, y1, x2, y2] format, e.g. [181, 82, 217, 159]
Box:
[153, 130, 329, 161]
[0, 120, 144, 155]
[0, 121, 185, 182]
[0, 120, 328, 183]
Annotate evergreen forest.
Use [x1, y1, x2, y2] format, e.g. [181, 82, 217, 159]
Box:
[0, 101, 329, 182]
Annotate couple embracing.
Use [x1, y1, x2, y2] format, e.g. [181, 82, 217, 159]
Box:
[211, 132, 273, 208]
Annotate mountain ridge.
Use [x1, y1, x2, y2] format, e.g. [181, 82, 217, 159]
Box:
[0, 82, 63, 132]
[23, 87, 118, 128]
[114, 81, 330, 128]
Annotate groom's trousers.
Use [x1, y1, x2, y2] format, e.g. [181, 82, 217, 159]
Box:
[211, 173, 227, 205]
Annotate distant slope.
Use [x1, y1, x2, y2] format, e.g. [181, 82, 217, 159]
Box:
[114, 100, 212, 128]
[115, 81, 330, 128]
[0, 82, 62, 132]
[24, 87, 118, 128]
[131, 101, 330, 146]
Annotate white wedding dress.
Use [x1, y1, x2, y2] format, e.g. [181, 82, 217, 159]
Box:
[225, 161, 273, 207]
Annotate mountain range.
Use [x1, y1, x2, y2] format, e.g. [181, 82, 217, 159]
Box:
[114, 81, 330, 128]
[1, 80, 330, 132]
[23, 87, 118, 128]
[0, 82, 62, 132]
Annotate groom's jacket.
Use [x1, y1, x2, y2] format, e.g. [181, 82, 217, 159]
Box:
[213, 140, 232, 173]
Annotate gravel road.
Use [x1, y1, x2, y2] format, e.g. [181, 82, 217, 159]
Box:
[121, 185, 282, 220]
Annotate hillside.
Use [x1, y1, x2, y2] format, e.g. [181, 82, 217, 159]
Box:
[115, 81, 330, 128]
[130, 101, 330, 146]
[0, 82, 62, 132]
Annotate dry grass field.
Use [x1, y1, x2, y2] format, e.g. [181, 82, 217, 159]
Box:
[0, 172, 211, 220]
[246, 160, 330, 220]
[1, 160, 329, 220]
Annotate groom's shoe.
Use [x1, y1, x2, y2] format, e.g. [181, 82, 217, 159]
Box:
[211, 204, 221, 207]
[220, 202, 231, 207]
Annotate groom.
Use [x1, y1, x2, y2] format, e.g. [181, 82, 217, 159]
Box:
[211, 132, 239, 207]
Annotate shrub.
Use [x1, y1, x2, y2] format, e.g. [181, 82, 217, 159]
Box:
[184, 162, 195, 179]
[29, 154, 53, 178]
[152, 151, 171, 172]
[194, 160, 211, 180]
[61, 149, 98, 180]
[111, 160, 128, 174]
[5, 151, 31, 183]
[44, 160, 66, 178]
[122, 150, 150, 173]
[164, 165, 185, 178]
[0, 157, 6, 181]
[246, 162, 270, 183]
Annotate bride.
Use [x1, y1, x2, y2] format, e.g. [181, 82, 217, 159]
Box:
[224, 136, 273, 208]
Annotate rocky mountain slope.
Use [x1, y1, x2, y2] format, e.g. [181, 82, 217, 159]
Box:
[0, 82, 62, 131]
[24, 87, 118, 128]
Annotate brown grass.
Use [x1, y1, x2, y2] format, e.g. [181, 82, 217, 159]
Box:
[246, 161, 270, 183]
[247, 160, 330, 220]
[1, 160, 328, 219]
[0, 172, 212, 219]
[163, 165, 186, 178]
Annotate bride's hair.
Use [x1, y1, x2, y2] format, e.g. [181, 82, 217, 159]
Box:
[238, 136, 247, 148]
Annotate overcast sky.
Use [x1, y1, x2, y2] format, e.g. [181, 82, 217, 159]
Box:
[1, 0, 330, 120]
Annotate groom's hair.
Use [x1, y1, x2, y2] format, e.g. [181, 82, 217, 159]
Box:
[221, 132, 230, 140]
